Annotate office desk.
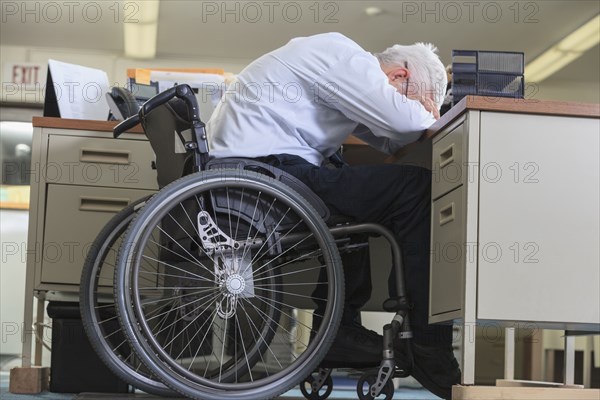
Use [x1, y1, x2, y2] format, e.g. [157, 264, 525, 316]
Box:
[20, 117, 157, 370]
[417, 96, 600, 399]
[19, 117, 375, 370]
[17, 102, 600, 397]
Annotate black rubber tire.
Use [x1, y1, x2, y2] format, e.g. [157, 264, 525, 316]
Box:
[299, 373, 333, 400]
[357, 372, 395, 400]
[114, 169, 344, 400]
[79, 195, 177, 397]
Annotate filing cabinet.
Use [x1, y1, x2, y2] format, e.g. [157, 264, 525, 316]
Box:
[431, 120, 466, 200]
[20, 118, 160, 369]
[40, 184, 154, 285]
[425, 98, 599, 386]
[429, 115, 470, 323]
[429, 108, 600, 326]
[26, 119, 158, 293]
[430, 186, 465, 316]
[45, 134, 157, 189]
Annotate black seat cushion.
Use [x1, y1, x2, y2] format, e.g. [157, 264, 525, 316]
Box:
[206, 158, 331, 222]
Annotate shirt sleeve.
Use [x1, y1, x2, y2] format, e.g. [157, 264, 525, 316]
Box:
[315, 51, 436, 148]
[350, 124, 406, 155]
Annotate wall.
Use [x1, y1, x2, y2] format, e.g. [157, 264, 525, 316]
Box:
[0, 209, 29, 356]
[3, 44, 600, 105]
[533, 79, 600, 104]
[2, 42, 598, 372]
[0, 44, 252, 104]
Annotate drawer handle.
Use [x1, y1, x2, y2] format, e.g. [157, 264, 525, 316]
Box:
[439, 202, 455, 226]
[439, 144, 455, 168]
[79, 197, 130, 213]
[80, 148, 131, 165]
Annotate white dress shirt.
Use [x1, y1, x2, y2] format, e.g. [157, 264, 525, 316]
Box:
[207, 32, 436, 166]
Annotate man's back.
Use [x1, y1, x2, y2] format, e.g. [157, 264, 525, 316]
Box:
[205, 35, 460, 399]
[207, 32, 369, 166]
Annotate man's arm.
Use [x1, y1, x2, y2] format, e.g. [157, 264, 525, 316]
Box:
[351, 124, 405, 155]
[315, 52, 437, 148]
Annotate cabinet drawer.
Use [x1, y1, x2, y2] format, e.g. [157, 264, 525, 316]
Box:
[430, 186, 465, 316]
[432, 123, 465, 200]
[40, 184, 155, 286]
[46, 135, 158, 190]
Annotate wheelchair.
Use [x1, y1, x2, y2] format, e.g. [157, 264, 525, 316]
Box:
[81, 84, 416, 400]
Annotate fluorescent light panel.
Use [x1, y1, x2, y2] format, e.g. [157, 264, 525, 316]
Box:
[124, 0, 160, 59]
[526, 14, 600, 83]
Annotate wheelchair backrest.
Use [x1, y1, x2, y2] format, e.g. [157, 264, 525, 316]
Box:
[134, 87, 330, 224]
[140, 100, 192, 188]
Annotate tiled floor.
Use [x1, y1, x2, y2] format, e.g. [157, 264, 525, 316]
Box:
[1, 370, 440, 400]
[1, 352, 439, 399]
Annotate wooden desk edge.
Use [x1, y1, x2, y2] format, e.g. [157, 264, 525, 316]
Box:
[32, 116, 370, 146]
[452, 384, 600, 400]
[32, 116, 144, 134]
[425, 96, 600, 140]
[33, 96, 599, 150]
[388, 96, 600, 163]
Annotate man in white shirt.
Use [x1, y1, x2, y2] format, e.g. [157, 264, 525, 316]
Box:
[207, 32, 459, 399]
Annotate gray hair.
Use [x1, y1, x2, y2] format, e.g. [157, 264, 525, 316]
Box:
[375, 43, 447, 109]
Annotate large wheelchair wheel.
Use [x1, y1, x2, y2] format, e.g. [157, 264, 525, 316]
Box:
[79, 196, 177, 396]
[114, 169, 344, 400]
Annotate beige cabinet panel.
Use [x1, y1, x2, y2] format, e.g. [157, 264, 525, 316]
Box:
[430, 186, 466, 316]
[477, 112, 600, 326]
[40, 184, 155, 286]
[432, 122, 465, 200]
[46, 134, 158, 190]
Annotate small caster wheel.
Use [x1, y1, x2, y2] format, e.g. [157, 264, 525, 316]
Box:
[356, 372, 394, 400]
[299, 373, 333, 400]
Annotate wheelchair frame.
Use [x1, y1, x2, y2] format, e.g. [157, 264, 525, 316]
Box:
[81, 84, 415, 400]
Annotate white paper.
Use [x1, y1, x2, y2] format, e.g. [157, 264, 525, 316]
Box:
[149, 71, 225, 87]
[47, 59, 110, 120]
[150, 71, 226, 122]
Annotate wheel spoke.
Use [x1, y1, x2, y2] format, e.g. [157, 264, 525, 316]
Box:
[115, 172, 342, 398]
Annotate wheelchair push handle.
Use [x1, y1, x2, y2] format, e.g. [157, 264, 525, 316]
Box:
[141, 84, 201, 121]
[113, 114, 140, 137]
[113, 84, 201, 138]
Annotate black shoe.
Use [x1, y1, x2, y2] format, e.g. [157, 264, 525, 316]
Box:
[320, 322, 383, 368]
[396, 342, 461, 400]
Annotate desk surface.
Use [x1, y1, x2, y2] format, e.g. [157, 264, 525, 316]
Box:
[32, 116, 146, 134]
[426, 96, 600, 140]
[32, 116, 371, 147]
[388, 96, 600, 162]
[33, 96, 600, 146]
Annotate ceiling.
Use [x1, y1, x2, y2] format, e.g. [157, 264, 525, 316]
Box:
[1, 0, 599, 83]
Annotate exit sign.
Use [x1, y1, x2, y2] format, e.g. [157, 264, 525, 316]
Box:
[4, 62, 47, 87]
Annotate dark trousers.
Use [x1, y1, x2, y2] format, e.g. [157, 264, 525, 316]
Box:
[260, 154, 452, 348]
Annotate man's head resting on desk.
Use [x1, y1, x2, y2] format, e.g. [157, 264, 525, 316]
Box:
[375, 43, 447, 113]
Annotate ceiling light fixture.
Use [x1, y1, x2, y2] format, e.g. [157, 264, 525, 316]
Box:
[124, 0, 160, 59]
[525, 14, 600, 83]
[365, 7, 383, 17]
